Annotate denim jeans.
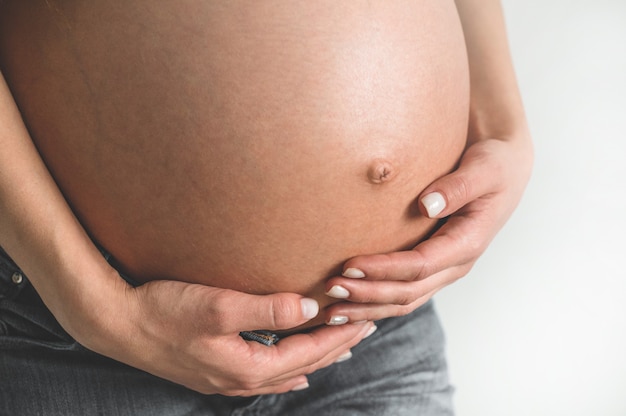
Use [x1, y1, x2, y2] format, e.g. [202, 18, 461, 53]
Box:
[0, 246, 454, 415]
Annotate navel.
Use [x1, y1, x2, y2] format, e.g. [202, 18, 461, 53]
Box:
[366, 159, 397, 184]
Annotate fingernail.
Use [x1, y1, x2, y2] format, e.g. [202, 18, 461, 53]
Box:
[300, 298, 319, 320]
[421, 192, 446, 218]
[342, 268, 365, 278]
[335, 351, 353, 363]
[291, 381, 310, 391]
[364, 324, 378, 339]
[328, 315, 349, 326]
[326, 285, 350, 299]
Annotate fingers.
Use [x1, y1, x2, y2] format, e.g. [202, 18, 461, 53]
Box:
[326, 264, 468, 306]
[418, 144, 503, 218]
[324, 289, 438, 324]
[319, 138, 533, 330]
[323, 216, 480, 317]
[210, 289, 320, 334]
[136, 281, 376, 396]
[258, 321, 375, 377]
[336, 214, 482, 284]
[223, 321, 376, 394]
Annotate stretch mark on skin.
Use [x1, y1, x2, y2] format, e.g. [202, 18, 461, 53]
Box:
[367, 159, 396, 184]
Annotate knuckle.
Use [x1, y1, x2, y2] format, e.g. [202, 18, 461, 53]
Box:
[455, 262, 476, 280]
[359, 252, 401, 280]
[207, 294, 230, 334]
[396, 285, 423, 306]
[396, 304, 415, 317]
[269, 295, 299, 329]
[462, 232, 488, 260]
[237, 379, 260, 392]
[219, 385, 252, 397]
[396, 291, 415, 306]
[413, 259, 432, 280]
[447, 174, 472, 205]
[379, 253, 400, 280]
[357, 290, 374, 303]
[227, 371, 262, 393]
[407, 249, 433, 280]
[208, 290, 229, 312]
[379, 251, 425, 281]
[206, 292, 235, 333]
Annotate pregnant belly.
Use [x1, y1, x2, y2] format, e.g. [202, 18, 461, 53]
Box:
[0, 0, 469, 326]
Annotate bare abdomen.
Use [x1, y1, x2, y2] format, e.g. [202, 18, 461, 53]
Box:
[0, 0, 469, 324]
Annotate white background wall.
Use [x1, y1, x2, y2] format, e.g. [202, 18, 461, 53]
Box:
[436, 1, 626, 415]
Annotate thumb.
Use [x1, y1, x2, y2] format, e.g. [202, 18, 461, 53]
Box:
[215, 290, 319, 333]
[418, 150, 500, 219]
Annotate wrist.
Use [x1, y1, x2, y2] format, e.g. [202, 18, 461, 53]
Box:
[467, 91, 530, 145]
[66, 264, 134, 356]
[25, 241, 133, 355]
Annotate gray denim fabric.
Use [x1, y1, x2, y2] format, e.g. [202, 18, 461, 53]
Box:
[0, 246, 454, 415]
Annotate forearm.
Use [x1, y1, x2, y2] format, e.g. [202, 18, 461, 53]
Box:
[455, 0, 530, 142]
[0, 71, 122, 344]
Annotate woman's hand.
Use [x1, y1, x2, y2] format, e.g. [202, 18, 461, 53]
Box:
[323, 134, 533, 324]
[80, 277, 375, 396]
[321, 0, 533, 325]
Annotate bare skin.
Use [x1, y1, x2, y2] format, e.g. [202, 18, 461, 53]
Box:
[0, 1, 469, 328]
[0, 0, 532, 397]
[323, 0, 533, 324]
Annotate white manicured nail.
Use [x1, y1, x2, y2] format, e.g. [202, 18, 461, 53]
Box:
[328, 315, 349, 325]
[326, 285, 350, 299]
[291, 382, 310, 391]
[421, 192, 446, 218]
[300, 298, 319, 320]
[342, 268, 366, 278]
[335, 351, 353, 363]
[364, 324, 378, 339]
